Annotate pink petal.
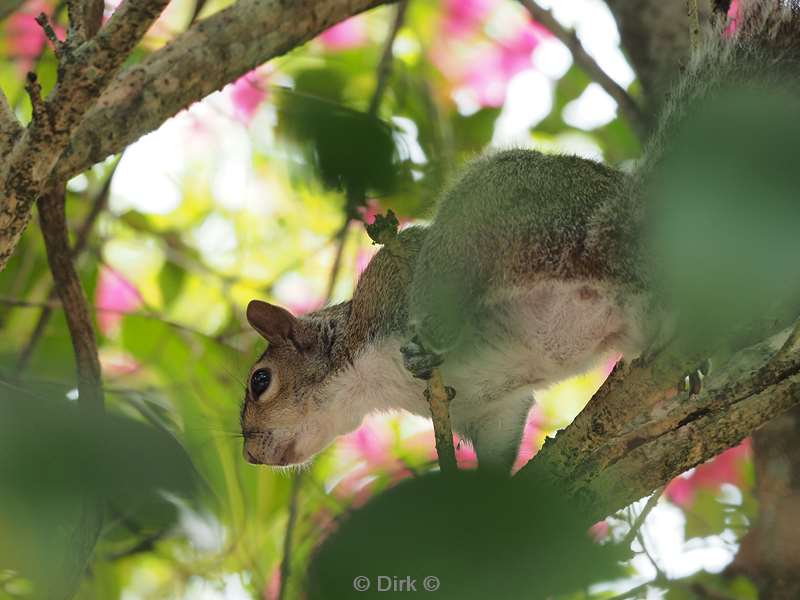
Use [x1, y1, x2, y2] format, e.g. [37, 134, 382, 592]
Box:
[318, 16, 368, 50]
[230, 71, 268, 123]
[589, 520, 610, 542]
[95, 267, 143, 335]
[724, 0, 741, 38]
[441, 0, 499, 37]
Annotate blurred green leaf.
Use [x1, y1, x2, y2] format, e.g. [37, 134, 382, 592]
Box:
[649, 86, 800, 354]
[276, 83, 399, 197]
[309, 472, 623, 600]
[158, 260, 187, 307]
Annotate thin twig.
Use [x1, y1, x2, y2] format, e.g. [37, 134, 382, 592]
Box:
[35, 12, 64, 56]
[36, 185, 106, 600]
[327, 1, 409, 300]
[621, 486, 664, 549]
[37, 185, 104, 412]
[367, 0, 409, 116]
[277, 472, 303, 600]
[17, 161, 118, 372]
[24, 72, 46, 123]
[426, 370, 458, 473]
[323, 219, 350, 304]
[519, 0, 648, 139]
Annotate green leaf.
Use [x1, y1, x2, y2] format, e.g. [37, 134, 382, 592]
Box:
[309, 472, 624, 600]
[683, 491, 728, 540]
[158, 260, 187, 308]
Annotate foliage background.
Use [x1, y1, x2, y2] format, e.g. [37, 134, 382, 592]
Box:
[0, 0, 758, 598]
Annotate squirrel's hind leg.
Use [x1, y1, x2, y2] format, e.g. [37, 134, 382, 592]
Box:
[467, 389, 535, 475]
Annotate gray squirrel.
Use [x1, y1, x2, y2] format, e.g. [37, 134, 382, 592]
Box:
[240, 1, 800, 473]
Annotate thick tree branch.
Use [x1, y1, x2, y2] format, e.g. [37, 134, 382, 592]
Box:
[520, 0, 648, 139]
[522, 328, 800, 523]
[0, 0, 170, 271]
[53, 0, 396, 184]
[67, 0, 105, 41]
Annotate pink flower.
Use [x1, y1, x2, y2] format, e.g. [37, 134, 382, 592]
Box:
[356, 198, 383, 225]
[512, 405, 545, 473]
[665, 439, 752, 508]
[318, 16, 368, 50]
[229, 71, 268, 123]
[432, 10, 549, 107]
[346, 420, 394, 467]
[5, 0, 64, 70]
[589, 520, 610, 542]
[441, 0, 498, 37]
[354, 246, 379, 278]
[264, 564, 280, 600]
[95, 267, 143, 336]
[723, 0, 741, 38]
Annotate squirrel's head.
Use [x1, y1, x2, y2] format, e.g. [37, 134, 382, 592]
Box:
[240, 300, 359, 467]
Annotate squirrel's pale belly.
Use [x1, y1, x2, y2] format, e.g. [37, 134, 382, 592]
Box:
[326, 279, 646, 441]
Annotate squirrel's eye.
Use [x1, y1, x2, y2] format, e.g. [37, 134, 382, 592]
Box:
[250, 369, 272, 398]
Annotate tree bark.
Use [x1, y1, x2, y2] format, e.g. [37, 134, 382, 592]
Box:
[730, 404, 800, 599]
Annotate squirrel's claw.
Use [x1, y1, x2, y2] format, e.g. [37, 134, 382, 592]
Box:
[401, 337, 444, 380]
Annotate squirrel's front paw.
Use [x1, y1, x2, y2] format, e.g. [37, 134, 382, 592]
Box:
[401, 337, 444, 380]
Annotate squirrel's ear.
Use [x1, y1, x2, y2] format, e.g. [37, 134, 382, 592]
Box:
[246, 300, 298, 345]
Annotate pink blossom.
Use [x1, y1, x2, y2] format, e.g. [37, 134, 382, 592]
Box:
[318, 16, 368, 50]
[95, 267, 143, 336]
[441, 0, 498, 37]
[512, 405, 545, 473]
[724, 0, 741, 38]
[665, 439, 752, 508]
[5, 0, 64, 70]
[273, 274, 323, 316]
[264, 564, 280, 600]
[99, 351, 140, 377]
[356, 198, 383, 225]
[433, 12, 549, 107]
[589, 520, 610, 542]
[229, 71, 268, 123]
[346, 420, 394, 467]
[354, 246, 379, 278]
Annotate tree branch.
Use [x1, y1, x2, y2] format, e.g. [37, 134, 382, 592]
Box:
[0, 0, 170, 271]
[36, 185, 105, 600]
[17, 162, 117, 372]
[603, 0, 702, 116]
[53, 0, 396, 184]
[521, 329, 800, 522]
[519, 0, 648, 139]
[0, 87, 21, 156]
[37, 186, 104, 412]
